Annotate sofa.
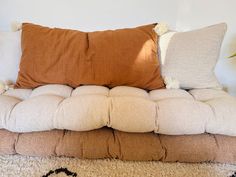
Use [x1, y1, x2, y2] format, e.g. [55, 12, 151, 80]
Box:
[0, 22, 236, 164]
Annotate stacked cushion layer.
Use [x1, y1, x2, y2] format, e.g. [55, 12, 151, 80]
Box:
[0, 128, 236, 164]
[1, 85, 236, 136]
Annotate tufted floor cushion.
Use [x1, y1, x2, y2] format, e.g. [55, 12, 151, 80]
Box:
[1, 128, 236, 163]
[0, 85, 236, 136]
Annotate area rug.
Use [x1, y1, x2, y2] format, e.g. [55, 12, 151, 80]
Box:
[0, 155, 236, 177]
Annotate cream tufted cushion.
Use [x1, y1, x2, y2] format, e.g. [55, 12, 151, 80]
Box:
[1, 84, 236, 136]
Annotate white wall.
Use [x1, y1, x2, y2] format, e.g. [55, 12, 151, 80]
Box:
[0, 0, 236, 95]
[0, 0, 179, 31]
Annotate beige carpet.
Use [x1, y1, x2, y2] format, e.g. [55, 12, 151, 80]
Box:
[0, 155, 236, 177]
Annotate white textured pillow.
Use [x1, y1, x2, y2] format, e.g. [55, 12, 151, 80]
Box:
[160, 23, 227, 89]
[0, 31, 21, 83]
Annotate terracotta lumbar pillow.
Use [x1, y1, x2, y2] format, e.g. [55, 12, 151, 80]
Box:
[15, 23, 164, 90]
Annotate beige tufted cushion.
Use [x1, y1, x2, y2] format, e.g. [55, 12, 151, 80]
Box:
[0, 84, 236, 136]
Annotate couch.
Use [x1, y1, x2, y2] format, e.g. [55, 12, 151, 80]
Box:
[0, 22, 236, 164]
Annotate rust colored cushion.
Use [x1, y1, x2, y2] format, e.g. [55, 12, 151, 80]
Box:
[15, 23, 164, 90]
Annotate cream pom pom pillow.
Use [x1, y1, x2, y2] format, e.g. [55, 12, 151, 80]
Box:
[158, 23, 227, 89]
